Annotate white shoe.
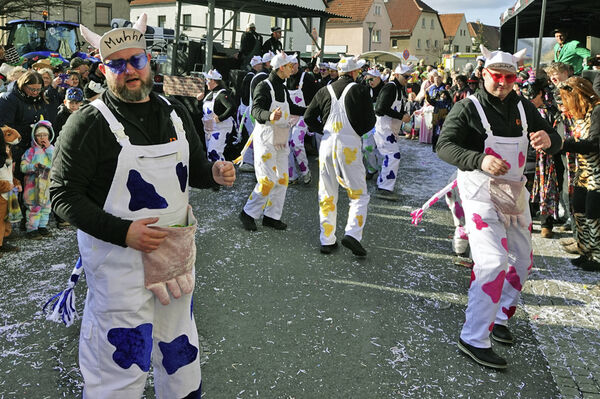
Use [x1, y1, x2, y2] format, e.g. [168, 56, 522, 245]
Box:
[303, 170, 312, 184]
[238, 163, 255, 173]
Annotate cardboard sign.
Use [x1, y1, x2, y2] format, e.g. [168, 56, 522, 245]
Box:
[162, 75, 205, 97]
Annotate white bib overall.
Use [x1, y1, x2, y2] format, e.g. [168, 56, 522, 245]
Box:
[202, 88, 233, 162]
[319, 83, 370, 245]
[374, 83, 403, 191]
[240, 71, 268, 165]
[458, 95, 533, 348]
[287, 72, 311, 181]
[78, 98, 201, 398]
[243, 79, 291, 220]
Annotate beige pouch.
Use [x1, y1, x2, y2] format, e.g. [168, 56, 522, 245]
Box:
[489, 176, 527, 216]
[272, 124, 289, 150]
[142, 205, 197, 305]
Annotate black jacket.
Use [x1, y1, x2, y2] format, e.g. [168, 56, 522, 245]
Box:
[250, 71, 269, 102]
[50, 90, 216, 247]
[436, 88, 563, 171]
[304, 74, 376, 136]
[251, 71, 306, 124]
[240, 70, 256, 106]
[239, 30, 262, 59]
[203, 85, 236, 122]
[53, 104, 73, 142]
[262, 36, 282, 54]
[369, 80, 385, 104]
[375, 79, 408, 119]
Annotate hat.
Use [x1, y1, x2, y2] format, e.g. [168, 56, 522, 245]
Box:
[318, 62, 328, 69]
[271, 26, 282, 33]
[394, 64, 414, 75]
[365, 68, 381, 78]
[476, 55, 486, 62]
[202, 69, 222, 80]
[262, 51, 274, 63]
[80, 13, 147, 61]
[467, 76, 479, 83]
[246, 22, 255, 29]
[271, 51, 296, 69]
[84, 81, 106, 99]
[65, 87, 84, 102]
[32, 58, 54, 70]
[328, 62, 338, 70]
[250, 55, 262, 67]
[481, 44, 526, 72]
[337, 56, 365, 73]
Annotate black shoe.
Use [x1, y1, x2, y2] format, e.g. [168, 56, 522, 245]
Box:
[239, 211, 257, 231]
[26, 230, 43, 240]
[262, 216, 287, 230]
[0, 242, 19, 252]
[341, 235, 367, 257]
[320, 242, 338, 254]
[571, 255, 590, 266]
[365, 171, 376, 181]
[491, 324, 514, 345]
[38, 227, 52, 237]
[577, 259, 600, 272]
[457, 338, 507, 370]
[374, 188, 400, 202]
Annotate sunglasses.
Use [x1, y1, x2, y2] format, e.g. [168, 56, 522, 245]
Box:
[104, 52, 148, 74]
[486, 69, 517, 84]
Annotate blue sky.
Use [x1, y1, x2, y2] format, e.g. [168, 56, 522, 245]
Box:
[423, 0, 517, 27]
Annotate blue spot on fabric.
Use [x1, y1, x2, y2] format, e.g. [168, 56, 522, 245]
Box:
[383, 155, 389, 167]
[206, 108, 212, 114]
[207, 150, 220, 162]
[127, 170, 168, 211]
[212, 132, 220, 140]
[386, 134, 396, 144]
[159, 334, 198, 375]
[107, 323, 153, 372]
[176, 162, 188, 192]
[190, 296, 194, 319]
[393, 152, 401, 159]
[386, 170, 396, 180]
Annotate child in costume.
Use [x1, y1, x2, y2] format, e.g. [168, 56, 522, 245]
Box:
[0, 126, 22, 253]
[20, 119, 54, 239]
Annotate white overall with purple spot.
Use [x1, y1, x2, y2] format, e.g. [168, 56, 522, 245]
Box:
[287, 72, 311, 181]
[77, 97, 201, 398]
[458, 95, 533, 349]
[202, 88, 232, 162]
[374, 82, 403, 191]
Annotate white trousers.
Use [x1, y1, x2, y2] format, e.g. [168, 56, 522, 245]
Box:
[374, 127, 400, 191]
[288, 118, 310, 180]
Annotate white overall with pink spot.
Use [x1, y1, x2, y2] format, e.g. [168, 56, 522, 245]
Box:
[287, 72, 311, 181]
[458, 95, 533, 348]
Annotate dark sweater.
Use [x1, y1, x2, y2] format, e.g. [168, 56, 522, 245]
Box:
[203, 85, 236, 121]
[375, 79, 408, 119]
[436, 88, 563, 171]
[240, 70, 257, 106]
[251, 71, 306, 124]
[50, 90, 216, 247]
[304, 74, 376, 136]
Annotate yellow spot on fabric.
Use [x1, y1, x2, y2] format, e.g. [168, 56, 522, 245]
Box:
[249, 193, 253, 200]
[337, 176, 345, 186]
[356, 215, 364, 227]
[262, 153, 272, 162]
[340, 59, 347, 64]
[284, 112, 289, 119]
[344, 147, 357, 164]
[266, 199, 272, 207]
[272, 166, 277, 172]
[346, 188, 363, 200]
[278, 173, 289, 186]
[332, 121, 343, 133]
[258, 177, 274, 196]
[319, 195, 335, 217]
[323, 222, 334, 237]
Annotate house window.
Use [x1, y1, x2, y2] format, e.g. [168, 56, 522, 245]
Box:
[182, 14, 191, 31]
[422, 18, 425, 28]
[374, 5, 381, 15]
[466, 45, 471, 52]
[434, 40, 438, 48]
[270, 17, 279, 28]
[63, 1, 81, 23]
[426, 39, 430, 49]
[417, 39, 421, 49]
[157, 15, 166, 28]
[95, 3, 111, 26]
[285, 18, 292, 31]
[453, 45, 459, 53]
[372, 29, 381, 43]
[430, 19, 434, 29]
[391, 39, 398, 48]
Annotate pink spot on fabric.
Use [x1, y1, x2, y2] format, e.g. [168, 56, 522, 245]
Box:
[506, 266, 522, 291]
[469, 270, 476, 288]
[501, 237, 508, 252]
[298, 130, 306, 142]
[482, 270, 506, 303]
[458, 226, 468, 240]
[429, 197, 439, 206]
[298, 120, 306, 128]
[288, 167, 294, 178]
[488, 322, 494, 332]
[528, 223, 533, 232]
[446, 192, 452, 198]
[518, 152, 525, 167]
[299, 162, 307, 172]
[294, 96, 302, 104]
[451, 180, 458, 189]
[472, 213, 488, 230]
[454, 202, 464, 220]
[485, 147, 502, 159]
[502, 306, 517, 319]
[294, 149, 302, 157]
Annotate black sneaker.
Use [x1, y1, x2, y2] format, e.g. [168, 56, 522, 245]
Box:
[341, 235, 367, 257]
[571, 255, 590, 266]
[38, 227, 52, 237]
[374, 188, 400, 202]
[491, 324, 514, 345]
[0, 242, 19, 252]
[577, 259, 600, 272]
[457, 338, 507, 370]
[239, 210, 257, 231]
[26, 230, 43, 240]
[365, 171, 376, 181]
[320, 242, 338, 254]
[262, 216, 287, 230]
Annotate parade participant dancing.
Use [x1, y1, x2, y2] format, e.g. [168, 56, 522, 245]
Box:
[50, 14, 236, 398]
[437, 45, 562, 369]
[239, 51, 306, 231]
[237, 55, 263, 172]
[363, 68, 384, 180]
[304, 56, 375, 256]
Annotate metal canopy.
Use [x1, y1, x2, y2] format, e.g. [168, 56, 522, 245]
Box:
[500, 0, 600, 52]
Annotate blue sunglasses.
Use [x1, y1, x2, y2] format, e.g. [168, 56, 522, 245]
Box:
[104, 52, 148, 74]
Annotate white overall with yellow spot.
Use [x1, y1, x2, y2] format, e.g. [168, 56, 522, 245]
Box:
[243, 79, 291, 220]
[318, 83, 370, 245]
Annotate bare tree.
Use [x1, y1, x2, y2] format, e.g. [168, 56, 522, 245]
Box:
[0, 0, 67, 19]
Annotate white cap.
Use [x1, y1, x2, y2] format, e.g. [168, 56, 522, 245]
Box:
[481, 44, 526, 72]
[328, 62, 338, 70]
[365, 68, 381, 78]
[80, 14, 147, 61]
[337, 56, 365, 73]
[319, 62, 328, 68]
[250, 55, 262, 67]
[394, 64, 414, 75]
[271, 51, 297, 69]
[381, 74, 389, 82]
[262, 51, 274, 63]
[202, 69, 222, 80]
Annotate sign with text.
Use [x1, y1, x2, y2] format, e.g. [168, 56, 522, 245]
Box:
[163, 75, 205, 97]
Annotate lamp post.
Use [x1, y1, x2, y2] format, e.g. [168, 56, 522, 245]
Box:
[367, 21, 375, 51]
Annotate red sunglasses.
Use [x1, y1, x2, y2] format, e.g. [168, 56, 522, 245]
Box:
[486, 69, 517, 84]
